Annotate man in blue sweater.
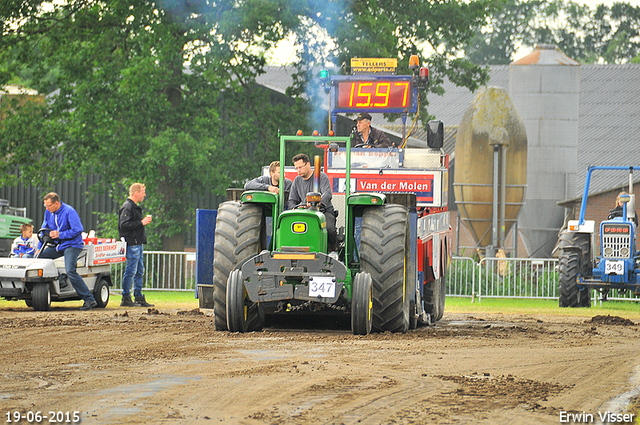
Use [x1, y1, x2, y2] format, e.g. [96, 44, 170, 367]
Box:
[39, 192, 97, 310]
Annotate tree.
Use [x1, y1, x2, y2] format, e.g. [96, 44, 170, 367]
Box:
[0, 0, 492, 249]
[465, 0, 640, 65]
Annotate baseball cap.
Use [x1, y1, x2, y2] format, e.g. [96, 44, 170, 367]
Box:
[355, 112, 372, 121]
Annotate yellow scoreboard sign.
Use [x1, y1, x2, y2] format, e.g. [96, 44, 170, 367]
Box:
[350, 58, 397, 74]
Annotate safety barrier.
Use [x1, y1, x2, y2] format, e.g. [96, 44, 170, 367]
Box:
[110, 251, 196, 291]
[109, 251, 639, 304]
[448, 256, 559, 301]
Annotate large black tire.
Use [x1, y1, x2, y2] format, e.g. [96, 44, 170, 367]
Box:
[32, 283, 51, 311]
[351, 272, 373, 335]
[213, 202, 266, 331]
[424, 274, 446, 322]
[94, 277, 110, 308]
[227, 270, 247, 332]
[558, 251, 591, 308]
[360, 204, 410, 333]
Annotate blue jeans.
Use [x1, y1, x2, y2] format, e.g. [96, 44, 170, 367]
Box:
[39, 246, 95, 303]
[122, 244, 145, 297]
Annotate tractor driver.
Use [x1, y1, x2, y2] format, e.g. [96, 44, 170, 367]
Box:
[353, 112, 393, 148]
[608, 191, 638, 226]
[288, 153, 338, 252]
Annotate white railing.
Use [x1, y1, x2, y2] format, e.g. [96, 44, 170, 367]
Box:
[113, 252, 639, 303]
[448, 256, 559, 301]
[110, 251, 196, 291]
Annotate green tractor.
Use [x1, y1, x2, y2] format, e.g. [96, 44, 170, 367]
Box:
[0, 199, 32, 257]
[213, 132, 416, 335]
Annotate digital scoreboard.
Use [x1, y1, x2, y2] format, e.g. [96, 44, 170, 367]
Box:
[330, 75, 417, 114]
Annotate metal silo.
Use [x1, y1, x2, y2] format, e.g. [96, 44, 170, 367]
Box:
[509, 44, 581, 257]
[454, 87, 527, 254]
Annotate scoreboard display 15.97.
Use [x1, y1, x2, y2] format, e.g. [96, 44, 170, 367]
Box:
[331, 75, 417, 114]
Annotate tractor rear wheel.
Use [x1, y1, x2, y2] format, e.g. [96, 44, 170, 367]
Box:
[360, 204, 410, 333]
[559, 251, 591, 307]
[351, 272, 373, 335]
[213, 201, 266, 331]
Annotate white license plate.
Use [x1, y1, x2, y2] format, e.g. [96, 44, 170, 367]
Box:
[309, 277, 335, 298]
[605, 260, 624, 275]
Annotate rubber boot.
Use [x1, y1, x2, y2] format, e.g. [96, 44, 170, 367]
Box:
[134, 294, 154, 307]
[120, 294, 135, 307]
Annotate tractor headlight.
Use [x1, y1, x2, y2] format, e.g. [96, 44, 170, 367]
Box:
[26, 269, 43, 278]
[604, 247, 613, 256]
[620, 247, 630, 257]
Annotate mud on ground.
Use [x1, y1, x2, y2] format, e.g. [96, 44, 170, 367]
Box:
[1, 307, 639, 424]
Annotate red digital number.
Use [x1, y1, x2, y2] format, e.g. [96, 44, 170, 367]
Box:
[338, 81, 411, 109]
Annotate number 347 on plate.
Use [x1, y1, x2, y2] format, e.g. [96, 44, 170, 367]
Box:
[309, 277, 336, 298]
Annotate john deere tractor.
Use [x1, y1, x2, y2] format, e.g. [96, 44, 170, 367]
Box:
[212, 132, 421, 335]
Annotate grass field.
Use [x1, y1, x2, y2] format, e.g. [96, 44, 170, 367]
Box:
[2, 291, 640, 319]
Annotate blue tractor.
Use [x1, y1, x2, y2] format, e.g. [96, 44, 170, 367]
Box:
[558, 166, 639, 307]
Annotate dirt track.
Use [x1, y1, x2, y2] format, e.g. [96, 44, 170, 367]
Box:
[1, 305, 640, 424]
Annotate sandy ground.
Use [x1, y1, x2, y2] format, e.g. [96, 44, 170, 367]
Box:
[1, 304, 640, 425]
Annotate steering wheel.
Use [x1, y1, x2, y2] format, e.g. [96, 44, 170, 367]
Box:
[353, 143, 367, 148]
[37, 228, 59, 247]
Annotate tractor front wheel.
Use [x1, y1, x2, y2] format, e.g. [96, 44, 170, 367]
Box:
[351, 272, 373, 335]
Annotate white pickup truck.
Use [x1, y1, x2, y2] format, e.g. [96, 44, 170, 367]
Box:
[0, 230, 126, 310]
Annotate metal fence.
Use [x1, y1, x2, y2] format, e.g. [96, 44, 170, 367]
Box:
[111, 252, 640, 304]
[448, 256, 640, 304]
[448, 257, 560, 301]
[110, 251, 196, 292]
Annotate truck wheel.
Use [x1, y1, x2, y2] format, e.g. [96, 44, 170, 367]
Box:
[94, 277, 110, 308]
[424, 274, 446, 322]
[360, 204, 410, 333]
[351, 272, 373, 335]
[32, 283, 51, 311]
[25, 300, 33, 308]
[213, 202, 266, 331]
[559, 251, 590, 307]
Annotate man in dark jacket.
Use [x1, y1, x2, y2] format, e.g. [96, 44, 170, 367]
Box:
[353, 112, 393, 148]
[40, 192, 97, 310]
[244, 160, 292, 194]
[118, 183, 154, 307]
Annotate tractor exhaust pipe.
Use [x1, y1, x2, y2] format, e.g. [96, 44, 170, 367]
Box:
[314, 155, 321, 193]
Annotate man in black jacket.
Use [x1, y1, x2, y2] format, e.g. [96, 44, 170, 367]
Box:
[118, 183, 154, 307]
[353, 112, 393, 148]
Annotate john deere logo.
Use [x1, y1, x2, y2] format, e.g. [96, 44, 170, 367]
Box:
[292, 222, 307, 234]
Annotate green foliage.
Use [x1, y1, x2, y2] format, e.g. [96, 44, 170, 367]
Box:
[465, 0, 640, 65]
[0, 0, 493, 249]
